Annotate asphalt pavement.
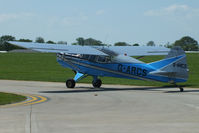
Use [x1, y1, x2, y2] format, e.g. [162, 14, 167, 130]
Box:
[1, 80, 199, 133]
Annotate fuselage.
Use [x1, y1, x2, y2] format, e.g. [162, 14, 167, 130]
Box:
[56, 53, 186, 83]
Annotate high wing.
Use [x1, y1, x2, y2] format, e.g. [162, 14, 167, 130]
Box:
[95, 46, 169, 56]
[8, 41, 169, 56]
[8, 41, 106, 55]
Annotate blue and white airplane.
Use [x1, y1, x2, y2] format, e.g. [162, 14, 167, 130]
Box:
[9, 41, 188, 92]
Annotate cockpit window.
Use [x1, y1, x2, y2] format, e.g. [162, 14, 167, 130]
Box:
[79, 54, 112, 63]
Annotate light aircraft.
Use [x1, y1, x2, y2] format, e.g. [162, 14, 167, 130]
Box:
[9, 41, 188, 92]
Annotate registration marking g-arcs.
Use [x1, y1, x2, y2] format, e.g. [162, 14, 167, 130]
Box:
[117, 64, 147, 77]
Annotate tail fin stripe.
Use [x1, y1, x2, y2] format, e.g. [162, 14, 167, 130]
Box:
[148, 55, 184, 69]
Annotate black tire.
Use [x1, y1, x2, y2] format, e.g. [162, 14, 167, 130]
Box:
[92, 79, 102, 88]
[180, 87, 184, 92]
[72, 70, 77, 74]
[66, 79, 76, 88]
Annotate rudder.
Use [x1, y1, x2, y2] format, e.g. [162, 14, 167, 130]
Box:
[161, 46, 188, 82]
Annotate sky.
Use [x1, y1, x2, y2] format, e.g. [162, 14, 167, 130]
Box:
[0, 0, 199, 45]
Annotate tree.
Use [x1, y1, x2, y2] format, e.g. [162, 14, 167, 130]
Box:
[132, 43, 139, 46]
[76, 37, 84, 46]
[73, 37, 104, 46]
[147, 41, 155, 46]
[0, 35, 18, 51]
[164, 42, 172, 48]
[57, 41, 67, 45]
[0, 35, 15, 44]
[18, 39, 32, 42]
[46, 40, 56, 44]
[35, 37, 45, 43]
[173, 36, 198, 51]
[84, 38, 103, 46]
[114, 42, 129, 46]
[72, 42, 78, 45]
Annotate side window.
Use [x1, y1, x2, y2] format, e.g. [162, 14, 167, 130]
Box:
[105, 56, 111, 63]
[98, 56, 106, 63]
[81, 55, 112, 63]
[97, 56, 112, 63]
[82, 54, 89, 60]
[89, 55, 97, 62]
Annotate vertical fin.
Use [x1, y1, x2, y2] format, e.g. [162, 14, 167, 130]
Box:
[149, 46, 188, 83]
[161, 46, 188, 81]
[166, 46, 185, 59]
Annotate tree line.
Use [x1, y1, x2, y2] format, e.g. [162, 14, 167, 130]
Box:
[0, 35, 198, 51]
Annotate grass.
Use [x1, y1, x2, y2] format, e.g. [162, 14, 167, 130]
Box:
[0, 92, 26, 105]
[0, 53, 198, 87]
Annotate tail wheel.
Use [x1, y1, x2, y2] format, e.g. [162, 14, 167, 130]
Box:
[66, 79, 76, 88]
[92, 79, 102, 88]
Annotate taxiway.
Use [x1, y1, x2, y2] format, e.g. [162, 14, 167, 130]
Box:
[1, 80, 199, 133]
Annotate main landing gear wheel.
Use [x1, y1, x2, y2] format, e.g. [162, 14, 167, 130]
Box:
[92, 79, 102, 88]
[174, 84, 184, 92]
[180, 87, 184, 92]
[66, 79, 76, 88]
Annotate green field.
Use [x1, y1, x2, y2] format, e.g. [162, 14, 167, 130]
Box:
[0, 92, 26, 105]
[0, 53, 198, 87]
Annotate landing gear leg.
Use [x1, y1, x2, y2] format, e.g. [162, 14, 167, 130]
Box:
[66, 71, 87, 88]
